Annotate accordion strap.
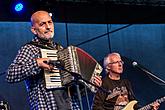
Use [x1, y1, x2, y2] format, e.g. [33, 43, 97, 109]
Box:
[27, 41, 62, 50]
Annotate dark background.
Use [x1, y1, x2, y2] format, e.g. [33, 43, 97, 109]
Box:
[0, 0, 165, 110]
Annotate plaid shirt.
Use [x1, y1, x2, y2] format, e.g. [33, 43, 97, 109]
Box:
[6, 38, 80, 110]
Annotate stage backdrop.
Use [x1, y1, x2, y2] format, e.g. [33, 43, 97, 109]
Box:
[0, 22, 165, 110]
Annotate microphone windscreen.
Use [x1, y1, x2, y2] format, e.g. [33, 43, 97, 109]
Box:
[132, 61, 138, 66]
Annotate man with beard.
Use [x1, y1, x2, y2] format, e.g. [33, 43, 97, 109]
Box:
[6, 10, 102, 110]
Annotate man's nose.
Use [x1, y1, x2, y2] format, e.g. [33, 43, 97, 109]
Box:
[118, 62, 123, 66]
[45, 22, 50, 29]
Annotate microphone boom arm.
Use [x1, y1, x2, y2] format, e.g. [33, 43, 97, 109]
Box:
[133, 62, 165, 84]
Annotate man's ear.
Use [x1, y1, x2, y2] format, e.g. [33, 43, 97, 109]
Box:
[31, 27, 37, 35]
[106, 67, 110, 70]
[105, 66, 111, 73]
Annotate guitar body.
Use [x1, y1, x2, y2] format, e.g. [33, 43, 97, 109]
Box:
[122, 100, 138, 110]
[123, 96, 165, 110]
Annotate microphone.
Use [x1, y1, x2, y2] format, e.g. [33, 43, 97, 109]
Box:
[132, 61, 138, 67]
[49, 60, 65, 70]
[132, 61, 152, 73]
[49, 60, 82, 79]
[132, 61, 153, 73]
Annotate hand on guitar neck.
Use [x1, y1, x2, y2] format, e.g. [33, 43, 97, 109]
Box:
[151, 102, 160, 110]
[123, 96, 165, 110]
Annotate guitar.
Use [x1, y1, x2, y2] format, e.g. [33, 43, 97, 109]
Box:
[123, 96, 165, 110]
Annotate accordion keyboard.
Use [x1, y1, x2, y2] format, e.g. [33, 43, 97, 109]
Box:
[40, 49, 62, 89]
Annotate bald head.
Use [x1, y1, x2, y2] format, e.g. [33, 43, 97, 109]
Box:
[30, 10, 54, 40]
[31, 11, 51, 26]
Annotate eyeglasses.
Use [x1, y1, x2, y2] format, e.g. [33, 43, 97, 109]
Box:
[108, 61, 124, 65]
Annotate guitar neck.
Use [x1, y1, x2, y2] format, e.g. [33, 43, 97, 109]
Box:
[139, 96, 165, 110]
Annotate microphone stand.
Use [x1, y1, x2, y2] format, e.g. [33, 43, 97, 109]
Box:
[55, 64, 110, 110]
[137, 66, 165, 84]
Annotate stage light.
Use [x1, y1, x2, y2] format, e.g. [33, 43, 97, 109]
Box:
[15, 3, 24, 12]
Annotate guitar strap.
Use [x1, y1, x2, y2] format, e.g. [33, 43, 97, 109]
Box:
[123, 80, 142, 109]
[123, 80, 136, 100]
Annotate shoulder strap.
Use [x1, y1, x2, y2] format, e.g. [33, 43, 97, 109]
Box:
[123, 79, 136, 100]
[27, 41, 62, 50]
[55, 42, 63, 51]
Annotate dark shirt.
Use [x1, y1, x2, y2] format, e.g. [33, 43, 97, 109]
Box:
[92, 75, 136, 110]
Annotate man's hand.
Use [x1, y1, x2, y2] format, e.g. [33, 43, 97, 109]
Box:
[152, 102, 160, 110]
[92, 75, 102, 87]
[36, 58, 53, 70]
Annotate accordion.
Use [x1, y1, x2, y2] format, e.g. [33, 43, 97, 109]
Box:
[41, 45, 102, 89]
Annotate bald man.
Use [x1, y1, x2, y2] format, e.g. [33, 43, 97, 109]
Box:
[7, 10, 102, 110]
[6, 10, 79, 110]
